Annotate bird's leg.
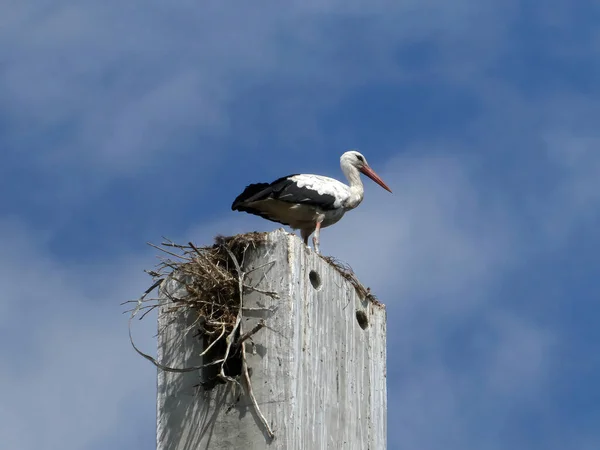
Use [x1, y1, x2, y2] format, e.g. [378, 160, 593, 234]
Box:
[312, 220, 323, 254]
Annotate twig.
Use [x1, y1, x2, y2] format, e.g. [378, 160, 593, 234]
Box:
[243, 260, 276, 276]
[121, 278, 163, 306]
[128, 300, 227, 373]
[122, 304, 155, 314]
[242, 306, 278, 312]
[241, 326, 275, 439]
[147, 242, 191, 261]
[199, 323, 227, 357]
[243, 284, 280, 298]
[235, 320, 265, 348]
[187, 241, 205, 258]
[139, 304, 159, 320]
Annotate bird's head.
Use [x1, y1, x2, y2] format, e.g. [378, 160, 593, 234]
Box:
[341, 150, 392, 193]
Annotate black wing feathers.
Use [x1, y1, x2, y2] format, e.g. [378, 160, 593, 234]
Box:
[231, 175, 338, 211]
[231, 175, 298, 210]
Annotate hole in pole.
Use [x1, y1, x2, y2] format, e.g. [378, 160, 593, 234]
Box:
[356, 310, 369, 330]
[198, 328, 243, 390]
[309, 270, 322, 289]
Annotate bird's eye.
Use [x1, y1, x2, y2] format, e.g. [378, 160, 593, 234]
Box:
[356, 155, 364, 162]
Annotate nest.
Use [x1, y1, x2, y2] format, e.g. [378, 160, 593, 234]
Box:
[126, 232, 276, 439]
[155, 233, 268, 341]
[320, 255, 384, 307]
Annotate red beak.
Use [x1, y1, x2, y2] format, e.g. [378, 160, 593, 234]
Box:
[360, 165, 392, 193]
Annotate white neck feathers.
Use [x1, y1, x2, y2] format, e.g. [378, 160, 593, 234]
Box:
[341, 159, 364, 209]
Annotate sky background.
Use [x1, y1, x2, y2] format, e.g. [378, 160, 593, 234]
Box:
[1, 1, 599, 449]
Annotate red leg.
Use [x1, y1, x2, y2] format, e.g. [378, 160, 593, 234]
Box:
[312, 220, 323, 254]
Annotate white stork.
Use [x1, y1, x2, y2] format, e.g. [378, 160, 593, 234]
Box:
[231, 150, 392, 254]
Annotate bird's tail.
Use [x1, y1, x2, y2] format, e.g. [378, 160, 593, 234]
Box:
[231, 183, 271, 210]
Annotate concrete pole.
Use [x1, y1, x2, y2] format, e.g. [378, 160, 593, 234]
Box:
[156, 229, 387, 450]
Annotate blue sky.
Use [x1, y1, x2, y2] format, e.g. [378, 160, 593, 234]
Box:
[1, 1, 599, 449]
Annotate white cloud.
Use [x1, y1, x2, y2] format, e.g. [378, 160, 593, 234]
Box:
[482, 312, 555, 397]
[2, 1, 599, 449]
[388, 313, 554, 450]
[0, 219, 157, 450]
[0, 0, 518, 175]
[323, 152, 515, 303]
[542, 133, 600, 238]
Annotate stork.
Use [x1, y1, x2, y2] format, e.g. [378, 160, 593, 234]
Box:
[231, 150, 392, 254]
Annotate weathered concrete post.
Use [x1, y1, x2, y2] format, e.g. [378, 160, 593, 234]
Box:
[156, 229, 387, 450]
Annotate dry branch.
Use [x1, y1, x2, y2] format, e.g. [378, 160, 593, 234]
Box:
[320, 255, 383, 306]
[128, 231, 276, 438]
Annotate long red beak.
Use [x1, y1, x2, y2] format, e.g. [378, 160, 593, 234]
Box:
[360, 165, 392, 193]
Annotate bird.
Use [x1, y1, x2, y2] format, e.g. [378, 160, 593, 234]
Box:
[231, 150, 392, 254]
